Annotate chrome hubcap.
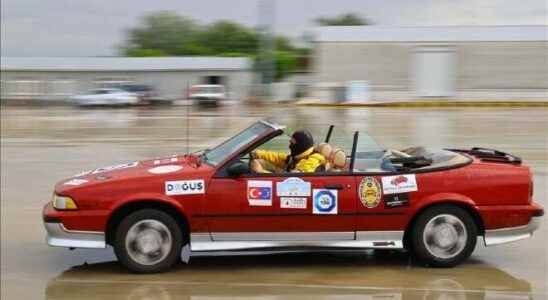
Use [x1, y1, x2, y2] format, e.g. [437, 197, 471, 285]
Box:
[126, 220, 172, 265]
[423, 214, 467, 259]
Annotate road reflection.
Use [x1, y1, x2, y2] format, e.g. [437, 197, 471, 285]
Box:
[45, 251, 533, 300]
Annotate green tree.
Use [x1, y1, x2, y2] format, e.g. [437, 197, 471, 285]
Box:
[123, 11, 204, 56]
[121, 11, 302, 80]
[274, 51, 298, 81]
[315, 13, 369, 26]
[200, 21, 259, 55]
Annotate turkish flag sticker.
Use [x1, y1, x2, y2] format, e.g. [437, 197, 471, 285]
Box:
[247, 180, 273, 206]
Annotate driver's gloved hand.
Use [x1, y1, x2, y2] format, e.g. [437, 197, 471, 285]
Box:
[250, 151, 258, 159]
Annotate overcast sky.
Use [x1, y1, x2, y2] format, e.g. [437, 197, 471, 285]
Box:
[2, 0, 547, 57]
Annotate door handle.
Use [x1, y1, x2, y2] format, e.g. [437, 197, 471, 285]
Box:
[324, 184, 344, 190]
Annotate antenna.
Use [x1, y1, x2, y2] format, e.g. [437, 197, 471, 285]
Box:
[186, 81, 190, 154]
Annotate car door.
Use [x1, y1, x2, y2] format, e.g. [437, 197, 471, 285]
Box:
[205, 172, 357, 241]
[354, 172, 414, 248]
[98, 89, 110, 103]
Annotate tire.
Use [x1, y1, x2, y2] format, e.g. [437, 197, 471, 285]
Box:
[113, 209, 183, 273]
[410, 205, 477, 267]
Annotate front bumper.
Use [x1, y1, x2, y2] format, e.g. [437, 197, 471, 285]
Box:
[44, 222, 106, 249]
[484, 216, 543, 246]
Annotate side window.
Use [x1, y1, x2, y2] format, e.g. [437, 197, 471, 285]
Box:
[352, 133, 389, 173]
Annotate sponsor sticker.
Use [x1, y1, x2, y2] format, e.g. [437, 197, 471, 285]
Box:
[276, 177, 311, 197]
[358, 177, 382, 208]
[165, 179, 205, 195]
[313, 189, 337, 214]
[384, 193, 410, 208]
[381, 174, 418, 195]
[247, 180, 272, 206]
[280, 197, 307, 209]
[64, 178, 88, 186]
[91, 161, 139, 174]
[148, 165, 183, 174]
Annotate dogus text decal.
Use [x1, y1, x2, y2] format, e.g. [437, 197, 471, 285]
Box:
[165, 179, 205, 195]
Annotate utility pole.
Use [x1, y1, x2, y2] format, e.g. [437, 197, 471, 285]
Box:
[257, 0, 276, 100]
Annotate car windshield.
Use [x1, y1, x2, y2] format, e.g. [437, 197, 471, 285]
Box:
[89, 89, 108, 94]
[204, 122, 271, 166]
[121, 85, 149, 92]
[89, 89, 121, 94]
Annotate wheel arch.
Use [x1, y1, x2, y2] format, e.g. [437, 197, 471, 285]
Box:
[105, 198, 190, 246]
[403, 198, 485, 250]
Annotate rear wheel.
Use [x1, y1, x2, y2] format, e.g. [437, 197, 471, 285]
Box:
[113, 209, 183, 273]
[411, 205, 477, 267]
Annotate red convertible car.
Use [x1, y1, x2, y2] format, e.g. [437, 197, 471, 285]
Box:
[43, 120, 544, 273]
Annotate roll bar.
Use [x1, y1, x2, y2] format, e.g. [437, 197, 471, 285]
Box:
[349, 131, 359, 171]
[324, 125, 334, 143]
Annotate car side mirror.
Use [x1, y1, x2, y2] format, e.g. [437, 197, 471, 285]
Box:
[227, 161, 250, 177]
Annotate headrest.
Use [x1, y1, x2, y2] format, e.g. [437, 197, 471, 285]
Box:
[316, 143, 333, 158]
[331, 148, 346, 169]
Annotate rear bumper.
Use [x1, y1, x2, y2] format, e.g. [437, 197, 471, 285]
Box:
[484, 216, 543, 246]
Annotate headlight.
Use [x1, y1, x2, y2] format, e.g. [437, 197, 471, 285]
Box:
[52, 194, 78, 210]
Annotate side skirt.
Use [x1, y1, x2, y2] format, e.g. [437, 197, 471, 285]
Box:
[190, 231, 404, 252]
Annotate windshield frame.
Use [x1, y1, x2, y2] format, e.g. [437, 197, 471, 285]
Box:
[203, 121, 283, 167]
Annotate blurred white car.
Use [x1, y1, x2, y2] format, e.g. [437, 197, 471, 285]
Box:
[72, 88, 139, 106]
[189, 84, 226, 105]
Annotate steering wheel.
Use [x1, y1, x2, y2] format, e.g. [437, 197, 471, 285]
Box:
[249, 151, 261, 173]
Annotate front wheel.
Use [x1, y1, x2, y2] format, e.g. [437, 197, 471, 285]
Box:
[113, 209, 183, 273]
[411, 205, 477, 267]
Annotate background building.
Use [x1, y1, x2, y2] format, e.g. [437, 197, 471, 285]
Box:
[312, 25, 548, 102]
[0, 57, 253, 102]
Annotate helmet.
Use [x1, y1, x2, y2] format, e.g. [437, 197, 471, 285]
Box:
[289, 130, 314, 157]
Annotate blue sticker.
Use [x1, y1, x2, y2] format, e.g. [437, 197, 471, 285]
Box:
[313, 189, 338, 214]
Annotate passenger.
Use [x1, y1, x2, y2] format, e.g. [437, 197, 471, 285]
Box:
[251, 130, 326, 173]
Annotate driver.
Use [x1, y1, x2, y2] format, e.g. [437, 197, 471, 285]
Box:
[250, 129, 326, 173]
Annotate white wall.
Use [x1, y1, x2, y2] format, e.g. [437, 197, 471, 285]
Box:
[0, 70, 253, 102]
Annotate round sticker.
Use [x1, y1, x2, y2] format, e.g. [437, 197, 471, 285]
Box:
[314, 190, 336, 212]
[148, 165, 183, 174]
[359, 177, 381, 208]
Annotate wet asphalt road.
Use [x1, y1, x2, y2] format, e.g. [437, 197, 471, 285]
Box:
[1, 104, 547, 300]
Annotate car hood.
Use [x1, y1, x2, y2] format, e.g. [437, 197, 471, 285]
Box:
[55, 154, 211, 194]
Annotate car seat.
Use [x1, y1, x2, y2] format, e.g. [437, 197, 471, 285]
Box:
[316, 143, 348, 171]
